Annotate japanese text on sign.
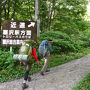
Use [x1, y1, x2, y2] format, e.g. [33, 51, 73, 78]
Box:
[2, 21, 37, 46]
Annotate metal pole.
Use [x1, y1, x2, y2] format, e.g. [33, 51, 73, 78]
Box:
[10, 18, 14, 52]
[35, 0, 40, 38]
[37, 19, 40, 37]
[10, 46, 12, 52]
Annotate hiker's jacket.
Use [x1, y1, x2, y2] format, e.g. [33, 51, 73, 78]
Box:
[38, 40, 53, 56]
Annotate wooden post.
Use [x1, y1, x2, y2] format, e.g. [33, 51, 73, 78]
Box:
[35, 0, 40, 38]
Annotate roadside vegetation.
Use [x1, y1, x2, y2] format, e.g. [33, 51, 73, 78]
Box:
[73, 73, 90, 90]
[0, 0, 90, 85]
[0, 46, 90, 83]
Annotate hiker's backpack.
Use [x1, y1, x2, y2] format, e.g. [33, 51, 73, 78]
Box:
[13, 44, 31, 62]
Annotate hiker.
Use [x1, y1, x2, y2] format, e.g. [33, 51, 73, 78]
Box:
[19, 40, 39, 89]
[38, 40, 53, 75]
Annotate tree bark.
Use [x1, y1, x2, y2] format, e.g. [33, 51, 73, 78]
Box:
[49, 1, 55, 30]
[0, 1, 2, 34]
[7, 0, 10, 19]
[11, 1, 16, 19]
[35, 0, 40, 21]
[35, 0, 40, 37]
[3, 5, 7, 19]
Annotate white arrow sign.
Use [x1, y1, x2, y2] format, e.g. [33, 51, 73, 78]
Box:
[28, 22, 35, 28]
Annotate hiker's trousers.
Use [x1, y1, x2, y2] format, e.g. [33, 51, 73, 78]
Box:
[24, 62, 32, 81]
[41, 54, 50, 73]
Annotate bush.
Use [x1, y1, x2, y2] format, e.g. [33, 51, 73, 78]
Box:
[0, 50, 26, 82]
[74, 73, 90, 90]
[0, 51, 16, 70]
[40, 30, 90, 53]
[77, 30, 90, 47]
[40, 31, 78, 53]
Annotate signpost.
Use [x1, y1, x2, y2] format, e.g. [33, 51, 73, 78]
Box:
[35, 0, 40, 38]
[2, 20, 37, 46]
[1, 0, 40, 47]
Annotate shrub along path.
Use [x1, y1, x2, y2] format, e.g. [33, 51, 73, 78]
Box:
[0, 54, 90, 90]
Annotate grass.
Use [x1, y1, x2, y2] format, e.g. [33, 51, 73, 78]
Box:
[0, 47, 90, 83]
[73, 73, 90, 90]
[49, 47, 90, 68]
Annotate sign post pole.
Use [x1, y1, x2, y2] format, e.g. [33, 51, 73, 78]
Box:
[35, 0, 40, 38]
[10, 46, 12, 52]
[37, 19, 40, 37]
[10, 18, 14, 52]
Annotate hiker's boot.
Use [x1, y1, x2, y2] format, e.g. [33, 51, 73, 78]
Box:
[45, 69, 50, 72]
[22, 83, 28, 89]
[40, 72, 44, 76]
[28, 76, 31, 82]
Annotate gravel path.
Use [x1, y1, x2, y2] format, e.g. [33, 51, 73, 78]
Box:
[0, 54, 90, 90]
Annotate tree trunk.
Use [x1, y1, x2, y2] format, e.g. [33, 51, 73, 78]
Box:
[0, 14, 1, 27]
[11, 9, 15, 19]
[3, 5, 7, 19]
[35, 0, 40, 20]
[49, 1, 55, 30]
[7, 0, 10, 19]
[35, 0, 40, 38]
[11, 1, 16, 19]
[0, 2, 2, 34]
[29, 6, 33, 20]
[49, 9, 53, 30]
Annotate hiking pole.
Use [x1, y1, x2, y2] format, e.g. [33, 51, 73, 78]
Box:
[32, 62, 41, 90]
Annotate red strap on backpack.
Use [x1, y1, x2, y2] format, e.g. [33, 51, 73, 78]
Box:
[31, 48, 39, 63]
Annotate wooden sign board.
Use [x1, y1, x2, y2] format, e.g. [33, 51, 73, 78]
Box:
[1, 20, 37, 46]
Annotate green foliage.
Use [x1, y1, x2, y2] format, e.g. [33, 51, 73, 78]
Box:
[0, 0, 90, 83]
[40, 31, 89, 53]
[0, 51, 15, 70]
[0, 50, 25, 82]
[76, 29, 90, 47]
[0, 0, 88, 33]
[40, 30, 90, 53]
[73, 73, 90, 90]
[0, 47, 90, 83]
[0, 50, 42, 82]
[49, 48, 90, 68]
[52, 0, 88, 34]
[76, 20, 89, 31]
[40, 0, 49, 32]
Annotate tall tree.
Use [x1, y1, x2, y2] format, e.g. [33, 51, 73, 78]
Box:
[52, 0, 88, 34]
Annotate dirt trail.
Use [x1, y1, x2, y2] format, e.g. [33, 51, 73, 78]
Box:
[0, 54, 90, 90]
